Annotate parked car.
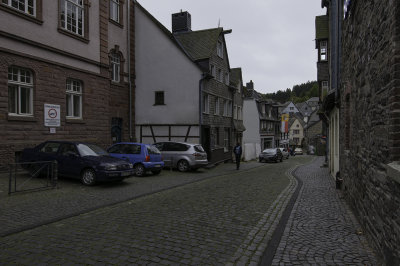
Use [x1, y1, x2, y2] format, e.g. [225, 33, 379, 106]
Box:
[20, 141, 134, 186]
[259, 148, 283, 163]
[294, 148, 303, 155]
[107, 142, 164, 177]
[279, 147, 290, 159]
[153, 141, 208, 172]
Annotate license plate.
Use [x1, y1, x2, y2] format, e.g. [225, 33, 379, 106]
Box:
[155, 165, 161, 168]
[121, 172, 131, 177]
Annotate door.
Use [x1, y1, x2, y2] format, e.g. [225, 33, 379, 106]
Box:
[57, 143, 81, 177]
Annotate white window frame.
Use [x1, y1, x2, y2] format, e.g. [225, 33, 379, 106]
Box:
[111, 52, 120, 82]
[225, 72, 229, 85]
[2, 0, 36, 16]
[210, 64, 215, 77]
[214, 97, 219, 116]
[320, 41, 327, 61]
[322, 81, 329, 91]
[217, 41, 223, 58]
[203, 94, 209, 114]
[224, 128, 229, 152]
[110, 0, 119, 22]
[8, 67, 33, 116]
[66, 79, 82, 118]
[218, 69, 223, 82]
[60, 0, 84, 36]
[238, 106, 242, 120]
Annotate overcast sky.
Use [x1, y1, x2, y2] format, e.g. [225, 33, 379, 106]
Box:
[138, 0, 326, 94]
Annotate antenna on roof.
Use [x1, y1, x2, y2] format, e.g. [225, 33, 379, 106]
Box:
[218, 18, 220, 28]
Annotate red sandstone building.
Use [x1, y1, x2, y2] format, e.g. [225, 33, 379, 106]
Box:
[0, 0, 135, 165]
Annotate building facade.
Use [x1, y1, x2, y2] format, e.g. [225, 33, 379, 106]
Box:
[173, 15, 235, 164]
[134, 4, 203, 145]
[340, 0, 400, 263]
[0, 0, 134, 166]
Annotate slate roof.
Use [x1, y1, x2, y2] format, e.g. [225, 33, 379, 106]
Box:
[315, 15, 329, 39]
[174, 28, 223, 61]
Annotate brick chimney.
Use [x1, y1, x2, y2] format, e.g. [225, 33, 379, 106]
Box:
[246, 80, 254, 90]
[172, 11, 191, 33]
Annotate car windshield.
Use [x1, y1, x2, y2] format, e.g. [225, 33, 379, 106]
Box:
[147, 145, 161, 155]
[77, 143, 109, 157]
[262, 149, 276, 153]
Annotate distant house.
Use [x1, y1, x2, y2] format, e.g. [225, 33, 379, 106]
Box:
[243, 81, 261, 160]
[134, 4, 203, 145]
[243, 81, 280, 160]
[230, 68, 246, 148]
[281, 102, 300, 114]
[289, 114, 305, 148]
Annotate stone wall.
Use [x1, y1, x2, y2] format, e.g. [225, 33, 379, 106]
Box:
[340, 0, 400, 264]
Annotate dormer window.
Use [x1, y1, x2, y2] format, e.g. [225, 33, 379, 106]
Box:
[217, 41, 223, 58]
[320, 41, 327, 61]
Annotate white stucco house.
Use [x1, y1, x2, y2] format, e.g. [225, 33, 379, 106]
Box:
[281, 102, 300, 114]
[242, 81, 261, 161]
[134, 3, 203, 144]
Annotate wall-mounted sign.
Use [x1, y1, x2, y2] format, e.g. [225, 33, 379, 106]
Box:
[44, 104, 60, 127]
[50, 128, 56, 134]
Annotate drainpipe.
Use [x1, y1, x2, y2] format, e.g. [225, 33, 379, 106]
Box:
[127, 0, 135, 141]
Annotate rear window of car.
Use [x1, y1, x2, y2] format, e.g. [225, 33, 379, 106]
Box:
[147, 145, 161, 155]
[194, 145, 205, 153]
[40, 142, 61, 154]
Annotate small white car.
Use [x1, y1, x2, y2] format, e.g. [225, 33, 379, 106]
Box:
[294, 148, 303, 155]
[279, 148, 289, 159]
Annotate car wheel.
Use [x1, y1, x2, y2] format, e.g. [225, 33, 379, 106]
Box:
[151, 170, 161, 175]
[81, 168, 96, 186]
[135, 164, 146, 177]
[177, 160, 190, 172]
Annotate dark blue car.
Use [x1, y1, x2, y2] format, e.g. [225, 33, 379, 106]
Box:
[20, 141, 134, 185]
[107, 142, 164, 177]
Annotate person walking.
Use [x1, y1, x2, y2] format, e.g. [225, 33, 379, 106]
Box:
[233, 143, 242, 170]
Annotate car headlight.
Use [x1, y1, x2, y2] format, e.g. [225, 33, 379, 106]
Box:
[128, 163, 133, 169]
[103, 164, 118, 171]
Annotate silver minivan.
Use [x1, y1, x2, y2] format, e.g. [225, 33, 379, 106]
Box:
[153, 142, 208, 172]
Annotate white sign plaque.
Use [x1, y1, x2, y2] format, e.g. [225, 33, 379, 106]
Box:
[44, 104, 60, 127]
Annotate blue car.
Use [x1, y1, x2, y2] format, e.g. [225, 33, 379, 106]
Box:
[20, 141, 134, 186]
[107, 142, 164, 177]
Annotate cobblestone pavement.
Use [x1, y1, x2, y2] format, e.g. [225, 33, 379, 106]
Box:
[0, 160, 264, 237]
[0, 156, 312, 265]
[271, 157, 378, 265]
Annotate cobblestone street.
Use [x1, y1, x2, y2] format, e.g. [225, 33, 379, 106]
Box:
[0, 156, 379, 265]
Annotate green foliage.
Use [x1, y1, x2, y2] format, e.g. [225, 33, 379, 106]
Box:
[262, 81, 318, 103]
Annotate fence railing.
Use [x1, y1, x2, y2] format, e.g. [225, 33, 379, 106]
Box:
[8, 161, 58, 195]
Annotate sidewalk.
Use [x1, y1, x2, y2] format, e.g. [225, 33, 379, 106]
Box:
[270, 157, 378, 265]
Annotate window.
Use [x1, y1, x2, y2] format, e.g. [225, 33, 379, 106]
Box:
[320, 41, 327, 61]
[290, 107, 294, 111]
[66, 79, 82, 118]
[203, 94, 209, 114]
[209, 64, 215, 77]
[154, 91, 164, 105]
[238, 106, 242, 120]
[8, 67, 33, 115]
[224, 128, 230, 152]
[218, 69, 223, 82]
[110, 0, 119, 22]
[217, 41, 223, 58]
[293, 138, 299, 144]
[111, 52, 120, 82]
[293, 130, 300, 134]
[40, 142, 61, 153]
[225, 72, 229, 85]
[60, 0, 85, 36]
[228, 101, 232, 117]
[234, 105, 237, 119]
[2, 0, 35, 15]
[223, 99, 228, 116]
[214, 97, 219, 115]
